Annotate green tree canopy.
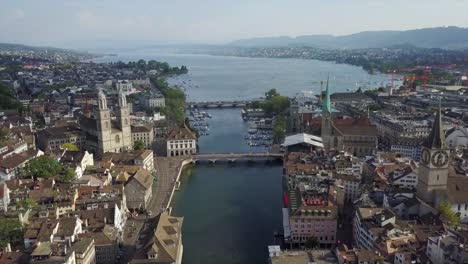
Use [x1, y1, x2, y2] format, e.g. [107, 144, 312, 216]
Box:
[265, 88, 280, 100]
[273, 115, 286, 143]
[24, 156, 62, 179]
[61, 143, 79, 151]
[16, 198, 38, 210]
[0, 219, 24, 248]
[150, 76, 186, 124]
[439, 201, 460, 226]
[59, 168, 76, 183]
[0, 82, 22, 111]
[134, 140, 145, 150]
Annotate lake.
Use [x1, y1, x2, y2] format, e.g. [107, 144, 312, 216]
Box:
[93, 48, 390, 101]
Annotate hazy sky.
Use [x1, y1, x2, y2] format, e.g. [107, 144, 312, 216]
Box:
[1, 0, 467, 47]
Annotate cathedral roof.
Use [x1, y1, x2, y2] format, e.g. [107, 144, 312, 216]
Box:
[333, 116, 378, 137]
[422, 109, 446, 149]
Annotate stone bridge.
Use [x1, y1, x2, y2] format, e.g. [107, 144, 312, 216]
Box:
[187, 152, 283, 164]
[187, 100, 253, 109]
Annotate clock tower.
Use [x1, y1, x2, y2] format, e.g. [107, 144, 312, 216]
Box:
[417, 108, 449, 203]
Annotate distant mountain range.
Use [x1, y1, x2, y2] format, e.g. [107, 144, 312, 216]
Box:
[228, 27, 468, 49]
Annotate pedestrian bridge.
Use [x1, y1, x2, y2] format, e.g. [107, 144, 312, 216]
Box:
[187, 152, 283, 164]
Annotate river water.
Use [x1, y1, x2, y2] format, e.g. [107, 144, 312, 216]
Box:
[94, 49, 389, 263]
[172, 108, 283, 264]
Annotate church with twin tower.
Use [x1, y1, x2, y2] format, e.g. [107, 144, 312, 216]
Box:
[81, 88, 133, 155]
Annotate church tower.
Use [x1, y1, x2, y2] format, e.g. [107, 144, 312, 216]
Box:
[417, 107, 449, 204]
[115, 88, 132, 151]
[96, 89, 112, 155]
[321, 76, 334, 150]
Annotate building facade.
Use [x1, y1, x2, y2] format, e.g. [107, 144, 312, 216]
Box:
[131, 125, 154, 149]
[166, 125, 197, 157]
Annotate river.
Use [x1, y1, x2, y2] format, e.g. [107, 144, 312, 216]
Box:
[93, 49, 389, 263]
[172, 108, 283, 264]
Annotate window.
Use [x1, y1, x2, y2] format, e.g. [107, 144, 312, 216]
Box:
[115, 135, 120, 143]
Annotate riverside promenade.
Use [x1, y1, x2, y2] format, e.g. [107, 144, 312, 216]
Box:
[150, 156, 189, 214]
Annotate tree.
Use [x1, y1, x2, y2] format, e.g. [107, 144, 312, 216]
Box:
[439, 201, 460, 226]
[134, 140, 145, 150]
[273, 115, 286, 143]
[304, 236, 320, 249]
[0, 82, 22, 111]
[61, 143, 79, 151]
[0, 128, 10, 147]
[16, 198, 38, 210]
[0, 219, 24, 248]
[24, 156, 62, 179]
[265, 88, 279, 100]
[59, 168, 76, 183]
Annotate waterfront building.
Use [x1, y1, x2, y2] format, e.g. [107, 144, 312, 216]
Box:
[131, 211, 184, 264]
[80, 89, 133, 156]
[268, 248, 337, 264]
[166, 124, 197, 157]
[124, 168, 153, 209]
[282, 133, 324, 152]
[284, 151, 339, 247]
[79, 225, 118, 264]
[131, 124, 154, 149]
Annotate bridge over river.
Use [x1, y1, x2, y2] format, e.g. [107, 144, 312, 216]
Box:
[187, 152, 283, 163]
[187, 100, 255, 109]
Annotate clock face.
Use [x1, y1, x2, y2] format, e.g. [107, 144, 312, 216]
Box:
[421, 149, 431, 165]
[431, 150, 449, 167]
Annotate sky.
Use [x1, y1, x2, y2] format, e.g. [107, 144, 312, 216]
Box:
[1, 0, 467, 48]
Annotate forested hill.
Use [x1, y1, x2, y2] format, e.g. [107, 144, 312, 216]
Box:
[228, 27, 468, 49]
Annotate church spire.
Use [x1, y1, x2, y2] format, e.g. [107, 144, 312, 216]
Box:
[322, 75, 332, 114]
[118, 87, 127, 107]
[98, 88, 107, 110]
[423, 106, 446, 149]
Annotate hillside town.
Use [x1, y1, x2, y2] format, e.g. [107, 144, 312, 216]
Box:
[1, 44, 468, 264]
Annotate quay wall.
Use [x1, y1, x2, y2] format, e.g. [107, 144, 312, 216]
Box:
[166, 158, 193, 208]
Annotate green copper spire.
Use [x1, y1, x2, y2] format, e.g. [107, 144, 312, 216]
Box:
[322, 76, 332, 114]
